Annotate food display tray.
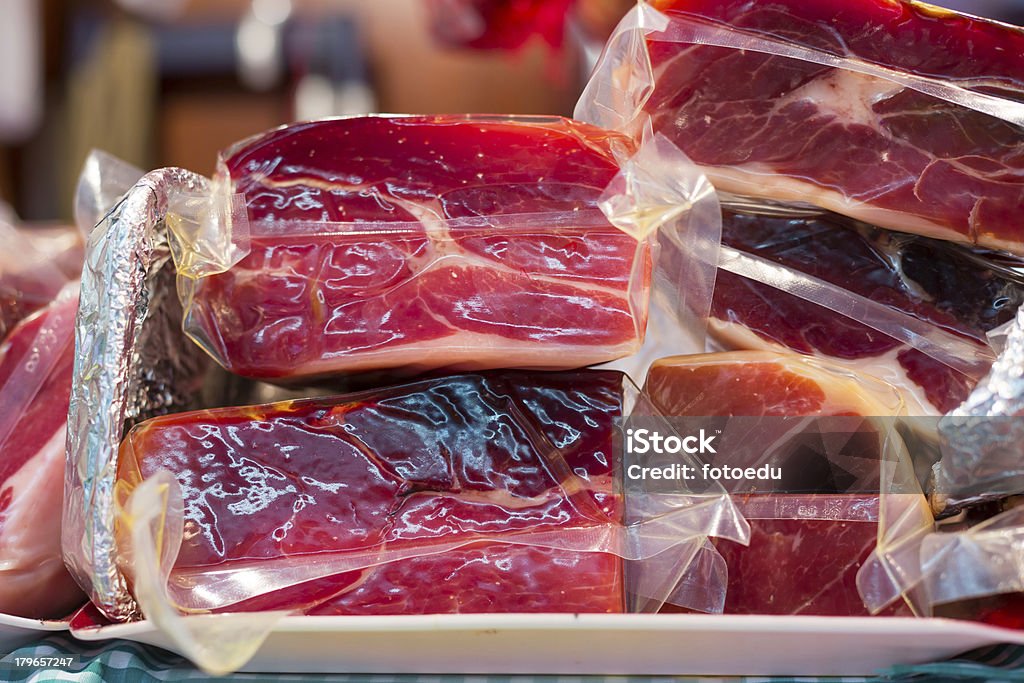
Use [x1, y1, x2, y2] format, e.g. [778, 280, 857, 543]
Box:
[62, 613, 1024, 676]
[0, 614, 70, 653]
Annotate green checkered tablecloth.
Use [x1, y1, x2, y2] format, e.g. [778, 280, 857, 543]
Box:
[4, 635, 1024, 683]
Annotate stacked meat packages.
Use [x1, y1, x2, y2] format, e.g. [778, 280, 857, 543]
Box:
[578, 0, 1024, 621]
[43, 0, 1024, 674]
[62, 114, 751, 673]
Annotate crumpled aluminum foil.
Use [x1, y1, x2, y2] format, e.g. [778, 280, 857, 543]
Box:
[936, 305, 1024, 513]
[62, 168, 213, 621]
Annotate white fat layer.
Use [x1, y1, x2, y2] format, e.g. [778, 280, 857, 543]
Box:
[705, 164, 962, 243]
[255, 337, 643, 382]
[707, 318, 942, 417]
[651, 345, 902, 416]
[787, 69, 902, 129]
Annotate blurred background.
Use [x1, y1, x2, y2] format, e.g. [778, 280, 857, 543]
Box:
[0, 0, 1022, 222]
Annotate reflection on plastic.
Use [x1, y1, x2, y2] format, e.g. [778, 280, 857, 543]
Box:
[112, 370, 748, 673]
[73, 150, 145, 238]
[120, 471, 285, 676]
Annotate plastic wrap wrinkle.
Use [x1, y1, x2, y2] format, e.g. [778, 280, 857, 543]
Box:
[123, 472, 284, 676]
[643, 352, 932, 616]
[74, 150, 145, 238]
[596, 127, 722, 381]
[0, 283, 78, 447]
[167, 173, 251, 280]
[63, 168, 214, 622]
[0, 220, 76, 340]
[705, 202, 1021, 415]
[650, 10, 1024, 127]
[918, 506, 1024, 608]
[717, 245, 995, 380]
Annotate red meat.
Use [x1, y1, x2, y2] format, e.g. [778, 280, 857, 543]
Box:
[0, 225, 82, 341]
[117, 370, 626, 615]
[709, 209, 1020, 414]
[0, 297, 85, 619]
[187, 116, 650, 380]
[645, 0, 1024, 253]
[645, 352, 921, 616]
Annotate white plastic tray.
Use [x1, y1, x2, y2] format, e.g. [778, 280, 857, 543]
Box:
[0, 613, 69, 654]
[69, 613, 1024, 676]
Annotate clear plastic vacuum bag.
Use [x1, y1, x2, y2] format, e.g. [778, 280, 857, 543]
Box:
[0, 219, 81, 341]
[169, 115, 718, 383]
[707, 202, 1020, 416]
[576, 0, 1024, 255]
[643, 351, 934, 616]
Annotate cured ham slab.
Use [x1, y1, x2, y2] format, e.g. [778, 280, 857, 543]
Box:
[185, 116, 651, 381]
[645, 351, 926, 616]
[117, 370, 626, 615]
[0, 297, 85, 619]
[709, 208, 1021, 415]
[644, 0, 1024, 253]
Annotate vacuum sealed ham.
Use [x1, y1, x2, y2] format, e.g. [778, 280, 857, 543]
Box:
[578, 0, 1024, 254]
[116, 369, 748, 615]
[116, 370, 627, 615]
[64, 129, 724, 647]
[108, 369, 746, 671]
[174, 115, 710, 382]
[709, 205, 1021, 415]
[644, 351, 933, 616]
[0, 287, 85, 619]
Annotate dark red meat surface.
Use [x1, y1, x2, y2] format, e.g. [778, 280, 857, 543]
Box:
[646, 0, 1024, 253]
[118, 370, 626, 615]
[187, 116, 650, 380]
[709, 209, 1020, 414]
[936, 592, 1024, 629]
[715, 499, 911, 617]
